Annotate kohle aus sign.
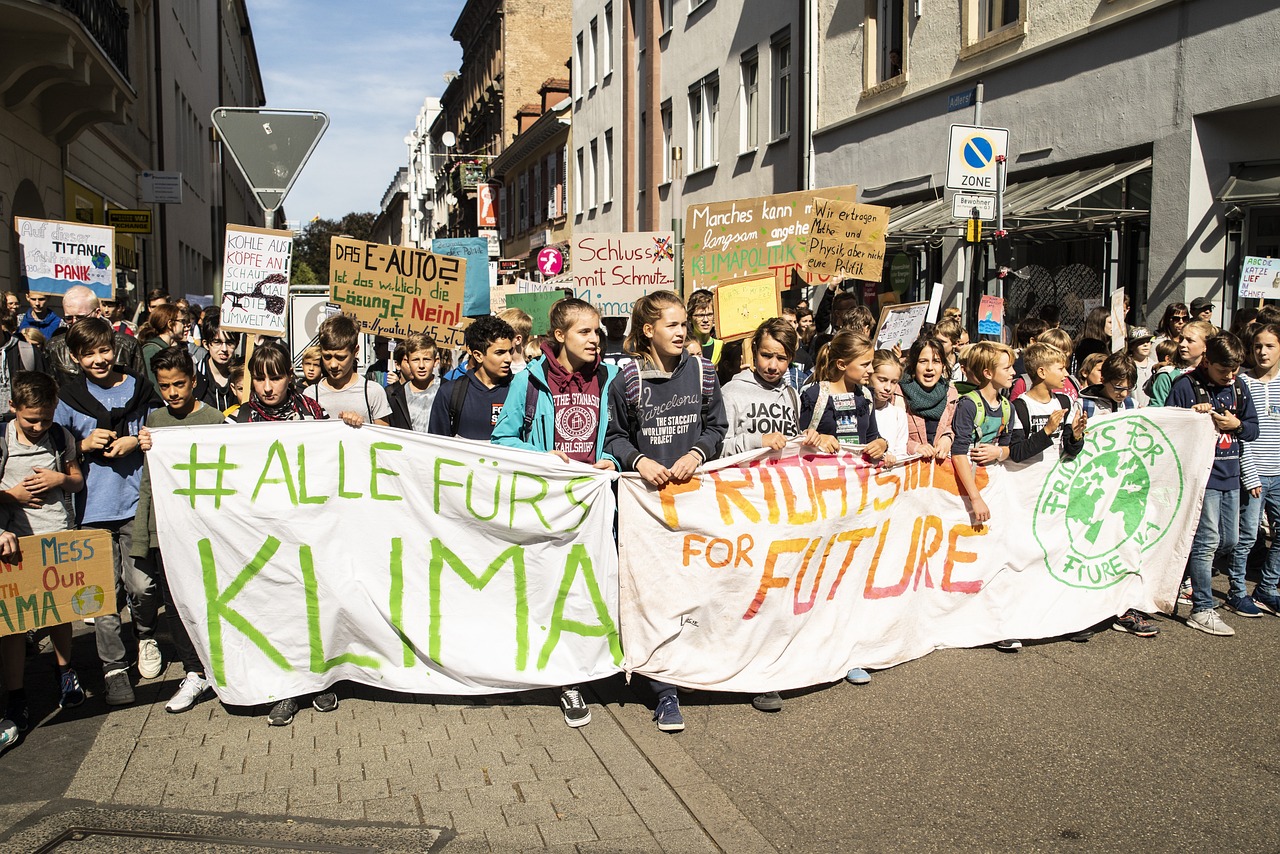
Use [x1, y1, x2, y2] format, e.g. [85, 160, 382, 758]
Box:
[220, 224, 292, 335]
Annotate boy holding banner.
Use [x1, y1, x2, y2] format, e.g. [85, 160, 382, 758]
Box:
[429, 315, 516, 441]
[306, 315, 391, 427]
[0, 372, 86, 737]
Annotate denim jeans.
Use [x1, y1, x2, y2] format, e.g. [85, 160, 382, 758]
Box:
[1236, 474, 1280, 596]
[1187, 488, 1239, 614]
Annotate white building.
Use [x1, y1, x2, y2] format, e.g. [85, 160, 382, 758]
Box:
[403, 96, 442, 248]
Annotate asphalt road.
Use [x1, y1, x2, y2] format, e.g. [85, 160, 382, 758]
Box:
[665, 572, 1280, 852]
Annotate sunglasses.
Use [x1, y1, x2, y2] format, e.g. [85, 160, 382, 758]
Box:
[1172, 315, 1188, 320]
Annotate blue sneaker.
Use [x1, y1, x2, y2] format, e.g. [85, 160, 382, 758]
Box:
[0, 719, 17, 753]
[60, 668, 85, 709]
[1252, 589, 1280, 616]
[845, 668, 871, 685]
[1226, 595, 1262, 618]
[654, 695, 685, 732]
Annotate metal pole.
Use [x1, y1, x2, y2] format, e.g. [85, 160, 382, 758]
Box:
[673, 217, 684, 295]
[974, 80, 984, 126]
[995, 156, 1005, 234]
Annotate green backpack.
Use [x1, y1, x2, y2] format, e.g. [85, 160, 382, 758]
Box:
[957, 384, 1011, 445]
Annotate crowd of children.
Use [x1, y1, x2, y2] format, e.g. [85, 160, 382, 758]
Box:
[2, 288, 1277, 753]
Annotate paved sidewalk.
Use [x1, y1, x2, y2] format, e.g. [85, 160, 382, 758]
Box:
[23, 667, 773, 853]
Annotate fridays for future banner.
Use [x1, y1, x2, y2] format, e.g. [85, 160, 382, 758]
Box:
[150, 410, 1213, 704]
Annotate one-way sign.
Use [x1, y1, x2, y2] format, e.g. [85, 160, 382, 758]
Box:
[946, 124, 1009, 192]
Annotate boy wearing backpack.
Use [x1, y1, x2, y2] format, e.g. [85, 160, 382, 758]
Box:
[0, 372, 85, 740]
[307, 315, 391, 427]
[429, 315, 515, 440]
[1168, 333, 1260, 635]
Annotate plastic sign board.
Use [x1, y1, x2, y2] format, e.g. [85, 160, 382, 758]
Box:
[13, 217, 115, 299]
[140, 171, 183, 204]
[1240, 256, 1280, 300]
[946, 125, 1009, 192]
[537, 247, 564, 276]
[105, 209, 153, 234]
[211, 108, 329, 213]
[952, 193, 996, 221]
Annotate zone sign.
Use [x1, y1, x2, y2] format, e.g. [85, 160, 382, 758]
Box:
[946, 124, 1010, 192]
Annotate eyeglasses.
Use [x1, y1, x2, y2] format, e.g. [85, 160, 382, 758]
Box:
[692, 312, 714, 320]
[1109, 384, 1131, 392]
[208, 338, 236, 348]
[1172, 315, 1188, 321]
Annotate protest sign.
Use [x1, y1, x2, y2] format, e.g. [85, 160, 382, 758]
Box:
[618, 409, 1215, 692]
[571, 232, 676, 317]
[1240, 256, 1280, 301]
[978, 294, 1004, 337]
[1110, 288, 1126, 353]
[875, 301, 929, 351]
[685, 185, 859, 290]
[712, 274, 781, 341]
[505, 291, 562, 335]
[13, 217, 115, 299]
[925, 284, 944, 323]
[432, 237, 491, 316]
[149, 423, 622, 705]
[0, 530, 114, 636]
[490, 281, 519, 313]
[220, 224, 293, 335]
[329, 237, 465, 345]
[804, 198, 891, 280]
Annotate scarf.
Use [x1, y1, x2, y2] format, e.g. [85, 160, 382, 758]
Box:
[246, 388, 326, 422]
[900, 376, 950, 421]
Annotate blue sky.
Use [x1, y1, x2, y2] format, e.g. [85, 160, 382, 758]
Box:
[246, 0, 464, 222]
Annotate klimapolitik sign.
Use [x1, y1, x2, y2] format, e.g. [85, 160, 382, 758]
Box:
[148, 410, 1212, 704]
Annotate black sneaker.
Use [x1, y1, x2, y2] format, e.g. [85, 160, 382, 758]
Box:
[5, 699, 29, 733]
[312, 692, 338, 713]
[59, 668, 85, 708]
[995, 639, 1022, 652]
[1112, 609, 1159, 637]
[751, 691, 783, 712]
[559, 688, 591, 728]
[268, 697, 299, 726]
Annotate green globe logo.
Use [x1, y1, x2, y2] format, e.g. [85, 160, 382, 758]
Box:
[70, 584, 105, 616]
[1033, 416, 1182, 589]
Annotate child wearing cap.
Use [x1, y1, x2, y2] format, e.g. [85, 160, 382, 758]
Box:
[1128, 326, 1155, 406]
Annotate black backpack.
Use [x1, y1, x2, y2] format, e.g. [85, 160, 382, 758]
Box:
[1183, 372, 1248, 417]
[0, 417, 73, 482]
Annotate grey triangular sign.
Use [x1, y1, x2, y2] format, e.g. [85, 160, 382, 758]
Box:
[211, 107, 329, 213]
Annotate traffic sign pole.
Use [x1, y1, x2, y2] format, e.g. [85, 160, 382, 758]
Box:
[210, 108, 329, 219]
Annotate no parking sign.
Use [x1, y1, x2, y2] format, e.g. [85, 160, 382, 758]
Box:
[946, 124, 1010, 192]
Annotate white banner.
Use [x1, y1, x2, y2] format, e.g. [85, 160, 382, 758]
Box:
[618, 410, 1216, 693]
[150, 423, 622, 706]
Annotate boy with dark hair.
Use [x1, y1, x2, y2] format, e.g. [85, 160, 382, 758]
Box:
[53, 319, 159, 706]
[0, 371, 86, 737]
[1080, 352, 1139, 417]
[195, 315, 239, 411]
[386, 334, 439, 432]
[428, 315, 515, 440]
[134, 346, 228, 712]
[1169, 333, 1260, 634]
[307, 315, 391, 427]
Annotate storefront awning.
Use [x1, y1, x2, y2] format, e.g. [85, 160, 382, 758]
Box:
[887, 157, 1152, 242]
[1218, 162, 1280, 204]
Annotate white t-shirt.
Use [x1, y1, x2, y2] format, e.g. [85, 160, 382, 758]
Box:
[406, 383, 439, 433]
[1017, 393, 1067, 444]
[875, 401, 910, 458]
[309, 378, 392, 423]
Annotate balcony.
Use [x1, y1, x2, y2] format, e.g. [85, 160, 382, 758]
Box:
[1, 0, 134, 144]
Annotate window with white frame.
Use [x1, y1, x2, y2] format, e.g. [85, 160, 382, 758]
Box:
[740, 50, 759, 152]
[771, 32, 791, 139]
[603, 130, 614, 203]
[588, 138, 598, 209]
[688, 73, 718, 172]
[574, 33, 584, 99]
[660, 101, 672, 183]
[589, 17, 599, 89]
[602, 3, 614, 78]
[981, 0, 1021, 35]
[574, 147, 585, 214]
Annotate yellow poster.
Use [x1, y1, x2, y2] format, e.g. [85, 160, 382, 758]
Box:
[0, 530, 114, 636]
[712, 274, 782, 342]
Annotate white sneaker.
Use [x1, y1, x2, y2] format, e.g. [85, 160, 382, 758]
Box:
[165, 673, 209, 714]
[138, 638, 163, 679]
[1186, 609, 1235, 637]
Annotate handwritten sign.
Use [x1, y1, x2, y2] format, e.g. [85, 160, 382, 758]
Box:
[804, 198, 891, 279]
[978, 294, 1004, 337]
[571, 232, 676, 317]
[13, 217, 115, 299]
[875, 301, 929, 352]
[712, 274, 781, 342]
[685, 185, 859, 290]
[0, 530, 114, 636]
[329, 237, 466, 345]
[432, 237, 491, 316]
[220, 224, 293, 335]
[1240, 256, 1280, 300]
[505, 291, 563, 336]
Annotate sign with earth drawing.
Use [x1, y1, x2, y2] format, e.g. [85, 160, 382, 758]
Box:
[0, 530, 115, 636]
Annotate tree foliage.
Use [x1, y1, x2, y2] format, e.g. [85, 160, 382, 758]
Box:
[291, 259, 319, 285]
[293, 211, 376, 283]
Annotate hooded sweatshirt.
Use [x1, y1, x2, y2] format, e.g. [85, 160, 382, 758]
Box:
[722, 369, 801, 454]
[427, 369, 511, 440]
[604, 353, 727, 469]
[1167, 367, 1260, 491]
[540, 340, 603, 463]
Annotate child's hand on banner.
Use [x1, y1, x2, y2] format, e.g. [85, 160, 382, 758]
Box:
[761, 432, 787, 450]
[862, 438, 889, 461]
[592, 459, 617, 471]
[638, 457, 671, 487]
[668, 452, 700, 482]
[138, 426, 153, 452]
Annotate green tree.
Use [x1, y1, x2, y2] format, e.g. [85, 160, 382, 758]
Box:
[294, 211, 376, 283]
[291, 259, 319, 285]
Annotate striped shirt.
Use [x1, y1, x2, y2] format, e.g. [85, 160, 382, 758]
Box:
[1242, 372, 1280, 479]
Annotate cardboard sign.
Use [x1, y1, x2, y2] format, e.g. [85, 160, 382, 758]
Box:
[685, 185, 859, 290]
[978, 294, 1004, 337]
[0, 530, 115, 636]
[13, 217, 115, 299]
[1240, 256, 1280, 300]
[712, 274, 781, 342]
[329, 237, 466, 345]
[432, 237, 491, 316]
[220, 224, 293, 335]
[571, 232, 676, 317]
[804, 198, 891, 280]
[505, 291, 563, 336]
[1110, 288, 1126, 353]
[875, 301, 929, 352]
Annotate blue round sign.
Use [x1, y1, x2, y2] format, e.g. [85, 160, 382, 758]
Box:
[962, 136, 994, 170]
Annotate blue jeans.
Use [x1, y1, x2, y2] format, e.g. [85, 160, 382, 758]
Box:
[1187, 488, 1239, 614]
[1236, 475, 1280, 596]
